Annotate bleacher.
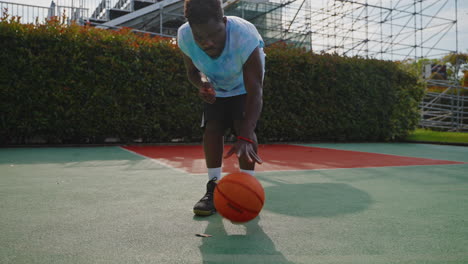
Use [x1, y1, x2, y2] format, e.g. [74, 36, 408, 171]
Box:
[1, 0, 243, 38]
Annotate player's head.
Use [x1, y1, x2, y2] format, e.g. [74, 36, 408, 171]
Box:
[184, 0, 224, 25]
[184, 0, 227, 58]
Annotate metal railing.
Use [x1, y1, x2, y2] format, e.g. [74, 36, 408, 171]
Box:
[56, 0, 131, 18]
[0, 0, 154, 24]
[0, 1, 52, 24]
[54, 0, 90, 24]
[420, 79, 468, 132]
[87, 0, 131, 20]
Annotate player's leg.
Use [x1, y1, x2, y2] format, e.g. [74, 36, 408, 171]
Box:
[194, 100, 227, 216]
[203, 120, 225, 170]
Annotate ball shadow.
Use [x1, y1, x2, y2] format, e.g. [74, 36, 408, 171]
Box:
[195, 215, 293, 264]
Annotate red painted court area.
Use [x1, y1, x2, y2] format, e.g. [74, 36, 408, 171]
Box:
[123, 144, 464, 174]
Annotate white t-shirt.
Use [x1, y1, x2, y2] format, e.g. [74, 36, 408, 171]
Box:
[177, 16, 265, 97]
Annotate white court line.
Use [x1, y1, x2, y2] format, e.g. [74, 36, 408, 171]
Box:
[120, 147, 190, 175]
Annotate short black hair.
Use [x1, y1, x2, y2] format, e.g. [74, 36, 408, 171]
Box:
[184, 0, 224, 25]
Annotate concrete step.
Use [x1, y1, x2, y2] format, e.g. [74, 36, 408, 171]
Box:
[108, 8, 132, 20]
[87, 17, 108, 25]
[133, 0, 157, 11]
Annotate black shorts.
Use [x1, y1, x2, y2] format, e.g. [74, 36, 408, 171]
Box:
[201, 94, 246, 129]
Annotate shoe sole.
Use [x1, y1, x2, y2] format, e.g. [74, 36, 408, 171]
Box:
[193, 209, 216, 216]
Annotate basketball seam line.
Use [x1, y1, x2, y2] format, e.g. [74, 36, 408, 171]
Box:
[215, 188, 262, 215]
[218, 179, 265, 206]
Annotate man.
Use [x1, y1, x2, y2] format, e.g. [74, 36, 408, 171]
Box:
[177, 0, 265, 216]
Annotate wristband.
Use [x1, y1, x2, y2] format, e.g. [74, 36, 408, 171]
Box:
[237, 136, 255, 144]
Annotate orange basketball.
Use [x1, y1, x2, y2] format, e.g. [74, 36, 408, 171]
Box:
[214, 172, 265, 223]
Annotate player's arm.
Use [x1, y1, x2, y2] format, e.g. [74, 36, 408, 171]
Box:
[240, 47, 263, 141]
[224, 47, 264, 164]
[181, 53, 216, 104]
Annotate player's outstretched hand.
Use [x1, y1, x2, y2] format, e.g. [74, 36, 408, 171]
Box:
[199, 82, 216, 104]
[224, 140, 263, 164]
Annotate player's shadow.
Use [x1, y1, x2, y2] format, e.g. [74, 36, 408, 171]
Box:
[258, 176, 372, 217]
[195, 215, 293, 264]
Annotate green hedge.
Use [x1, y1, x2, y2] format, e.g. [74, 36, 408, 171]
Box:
[263, 43, 424, 142]
[0, 17, 423, 144]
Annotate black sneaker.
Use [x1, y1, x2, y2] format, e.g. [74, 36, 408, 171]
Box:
[193, 178, 218, 216]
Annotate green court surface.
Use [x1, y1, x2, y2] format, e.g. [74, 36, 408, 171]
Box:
[0, 143, 467, 264]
